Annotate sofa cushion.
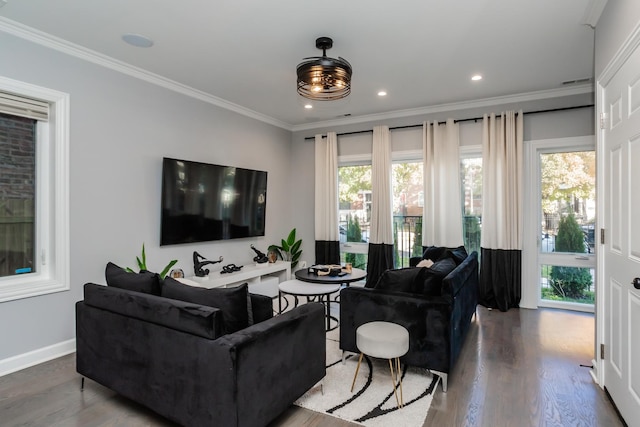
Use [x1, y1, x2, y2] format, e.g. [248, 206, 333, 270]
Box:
[161, 278, 250, 334]
[418, 257, 457, 296]
[105, 262, 161, 295]
[374, 267, 427, 293]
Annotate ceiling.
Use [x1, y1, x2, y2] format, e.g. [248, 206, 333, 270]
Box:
[0, 0, 601, 130]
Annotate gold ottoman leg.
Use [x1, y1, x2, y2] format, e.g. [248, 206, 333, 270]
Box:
[350, 353, 364, 392]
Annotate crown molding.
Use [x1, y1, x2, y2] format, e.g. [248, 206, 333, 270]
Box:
[582, 0, 608, 28]
[0, 17, 291, 130]
[291, 84, 594, 133]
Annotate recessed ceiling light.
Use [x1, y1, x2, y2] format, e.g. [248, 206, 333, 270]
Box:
[378, 91, 387, 97]
[471, 74, 483, 81]
[304, 104, 313, 109]
[122, 33, 154, 48]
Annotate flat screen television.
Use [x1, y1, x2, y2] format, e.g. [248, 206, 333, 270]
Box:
[160, 157, 267, 246]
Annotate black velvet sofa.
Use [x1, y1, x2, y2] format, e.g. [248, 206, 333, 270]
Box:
[340, 249, 479, 392]
[76, 277, 326, 427]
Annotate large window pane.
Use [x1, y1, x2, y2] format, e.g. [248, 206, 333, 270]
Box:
[540, 151, 595, 254]
[339, 165, 371, 270]
[461, 157, 482, 254]
[0, 112, 36, 278]
[540, 264, 595, 304]
[392, 161, 423, 267]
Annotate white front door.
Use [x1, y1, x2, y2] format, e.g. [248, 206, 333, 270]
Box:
[600, 37, 640, 424]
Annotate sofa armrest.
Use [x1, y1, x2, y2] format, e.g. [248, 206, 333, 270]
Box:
[217, 303, 326, 426]
[442, 251, 478, 297]
[339, 286, 452, 371]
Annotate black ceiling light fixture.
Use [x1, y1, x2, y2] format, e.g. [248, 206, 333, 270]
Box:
[296, 37, 352, 101]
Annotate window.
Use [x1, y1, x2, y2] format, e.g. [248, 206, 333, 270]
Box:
[0, 77, 69, 302]
[338, 158, 425, 270]
[460, 155, 482, 254]
[538, 149, 595, 307]
[0, 113, 37, 278]
[392, 161, 423, 267]
[338, 165, 371, 271]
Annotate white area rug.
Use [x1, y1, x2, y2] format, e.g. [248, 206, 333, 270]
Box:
[295, 332, 440, 427]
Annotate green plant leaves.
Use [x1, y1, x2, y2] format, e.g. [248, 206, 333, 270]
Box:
[129, 243, 177, 279]
[286, 228, 297, 246]
[269, 228, 303, 269]
[159, 259, 178, 279]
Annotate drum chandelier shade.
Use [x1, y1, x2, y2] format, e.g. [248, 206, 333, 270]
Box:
[297, 37, 352, 101]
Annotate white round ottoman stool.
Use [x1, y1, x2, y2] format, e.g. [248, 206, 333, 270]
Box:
[350, 321, 409, 408]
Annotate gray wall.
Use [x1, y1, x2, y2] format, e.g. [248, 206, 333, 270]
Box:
[595, 0, 640, 78]
[0, 32, 292, 361]
[291, 104, 594, 264]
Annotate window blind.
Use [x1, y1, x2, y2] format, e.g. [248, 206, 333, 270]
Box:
[0, 91, 49, 121]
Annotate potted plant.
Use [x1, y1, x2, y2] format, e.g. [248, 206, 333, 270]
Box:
[127, 243, 177, 279]
[268, 228, 303, 270]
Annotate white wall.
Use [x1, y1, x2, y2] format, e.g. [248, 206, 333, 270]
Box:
[0, 32, 292, 363]
[291, 104, 594, 264]
[595, 0, 640, 77]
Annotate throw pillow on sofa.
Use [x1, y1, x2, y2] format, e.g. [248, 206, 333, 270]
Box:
[161, 278, 250, 334]
[374, 267, 427, 293]
[416, 256, 457, 296]
[421, 246, 447, 262]
[445, 246, 469, 265]
[105, 262, 161, 295]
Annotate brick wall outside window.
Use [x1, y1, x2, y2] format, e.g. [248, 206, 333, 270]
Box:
[0, 112, 36, 277]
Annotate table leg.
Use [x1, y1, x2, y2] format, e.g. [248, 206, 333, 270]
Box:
[324, 294, 330, 331]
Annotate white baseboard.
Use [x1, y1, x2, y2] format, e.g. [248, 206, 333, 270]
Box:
[0, 339, 76, 377]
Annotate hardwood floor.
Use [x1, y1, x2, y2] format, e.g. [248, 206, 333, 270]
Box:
[0, 307, 624, 426]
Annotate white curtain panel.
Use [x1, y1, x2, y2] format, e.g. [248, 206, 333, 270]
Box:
[314, 132, 338, 241]
[422, 119, 464, 247]
[370, 125, 394, 244]
[480, 111, 524, 250]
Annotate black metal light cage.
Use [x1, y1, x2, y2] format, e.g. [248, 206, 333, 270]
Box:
[296, 37, 352, 101]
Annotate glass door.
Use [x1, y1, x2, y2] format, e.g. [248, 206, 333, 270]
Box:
[538, 149, 595, 310]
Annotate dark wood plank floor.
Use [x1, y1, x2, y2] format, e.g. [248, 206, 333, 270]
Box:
[0, 307, 624, 426]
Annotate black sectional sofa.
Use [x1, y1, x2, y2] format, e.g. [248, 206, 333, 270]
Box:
[340, 248, 479, 391]
[76, 266, 326, 427]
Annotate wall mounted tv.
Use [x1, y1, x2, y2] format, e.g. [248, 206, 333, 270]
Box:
[160, 157, 267, 246]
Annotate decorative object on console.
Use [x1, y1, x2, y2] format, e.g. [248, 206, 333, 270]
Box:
[268, 250, 277, 263]
[250, 244, 268, 263]
[193, 251, 223, 277]
[169, 268, 184, 278]
[221, 264, 243, 274]
[308, 264, 344, 277]
[296, 37, 352, 101]
[126, 243, 177, 279]
[268, 228, 303, 269]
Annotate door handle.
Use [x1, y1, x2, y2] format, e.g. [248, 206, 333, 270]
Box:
[633, 278, 640, 289]
[575, 256, 590, 260]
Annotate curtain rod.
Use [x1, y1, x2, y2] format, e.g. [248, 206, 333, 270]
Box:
[302, 104, 594, 141]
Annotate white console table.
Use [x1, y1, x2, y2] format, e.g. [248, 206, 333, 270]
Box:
[186, 261, 291, 298]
